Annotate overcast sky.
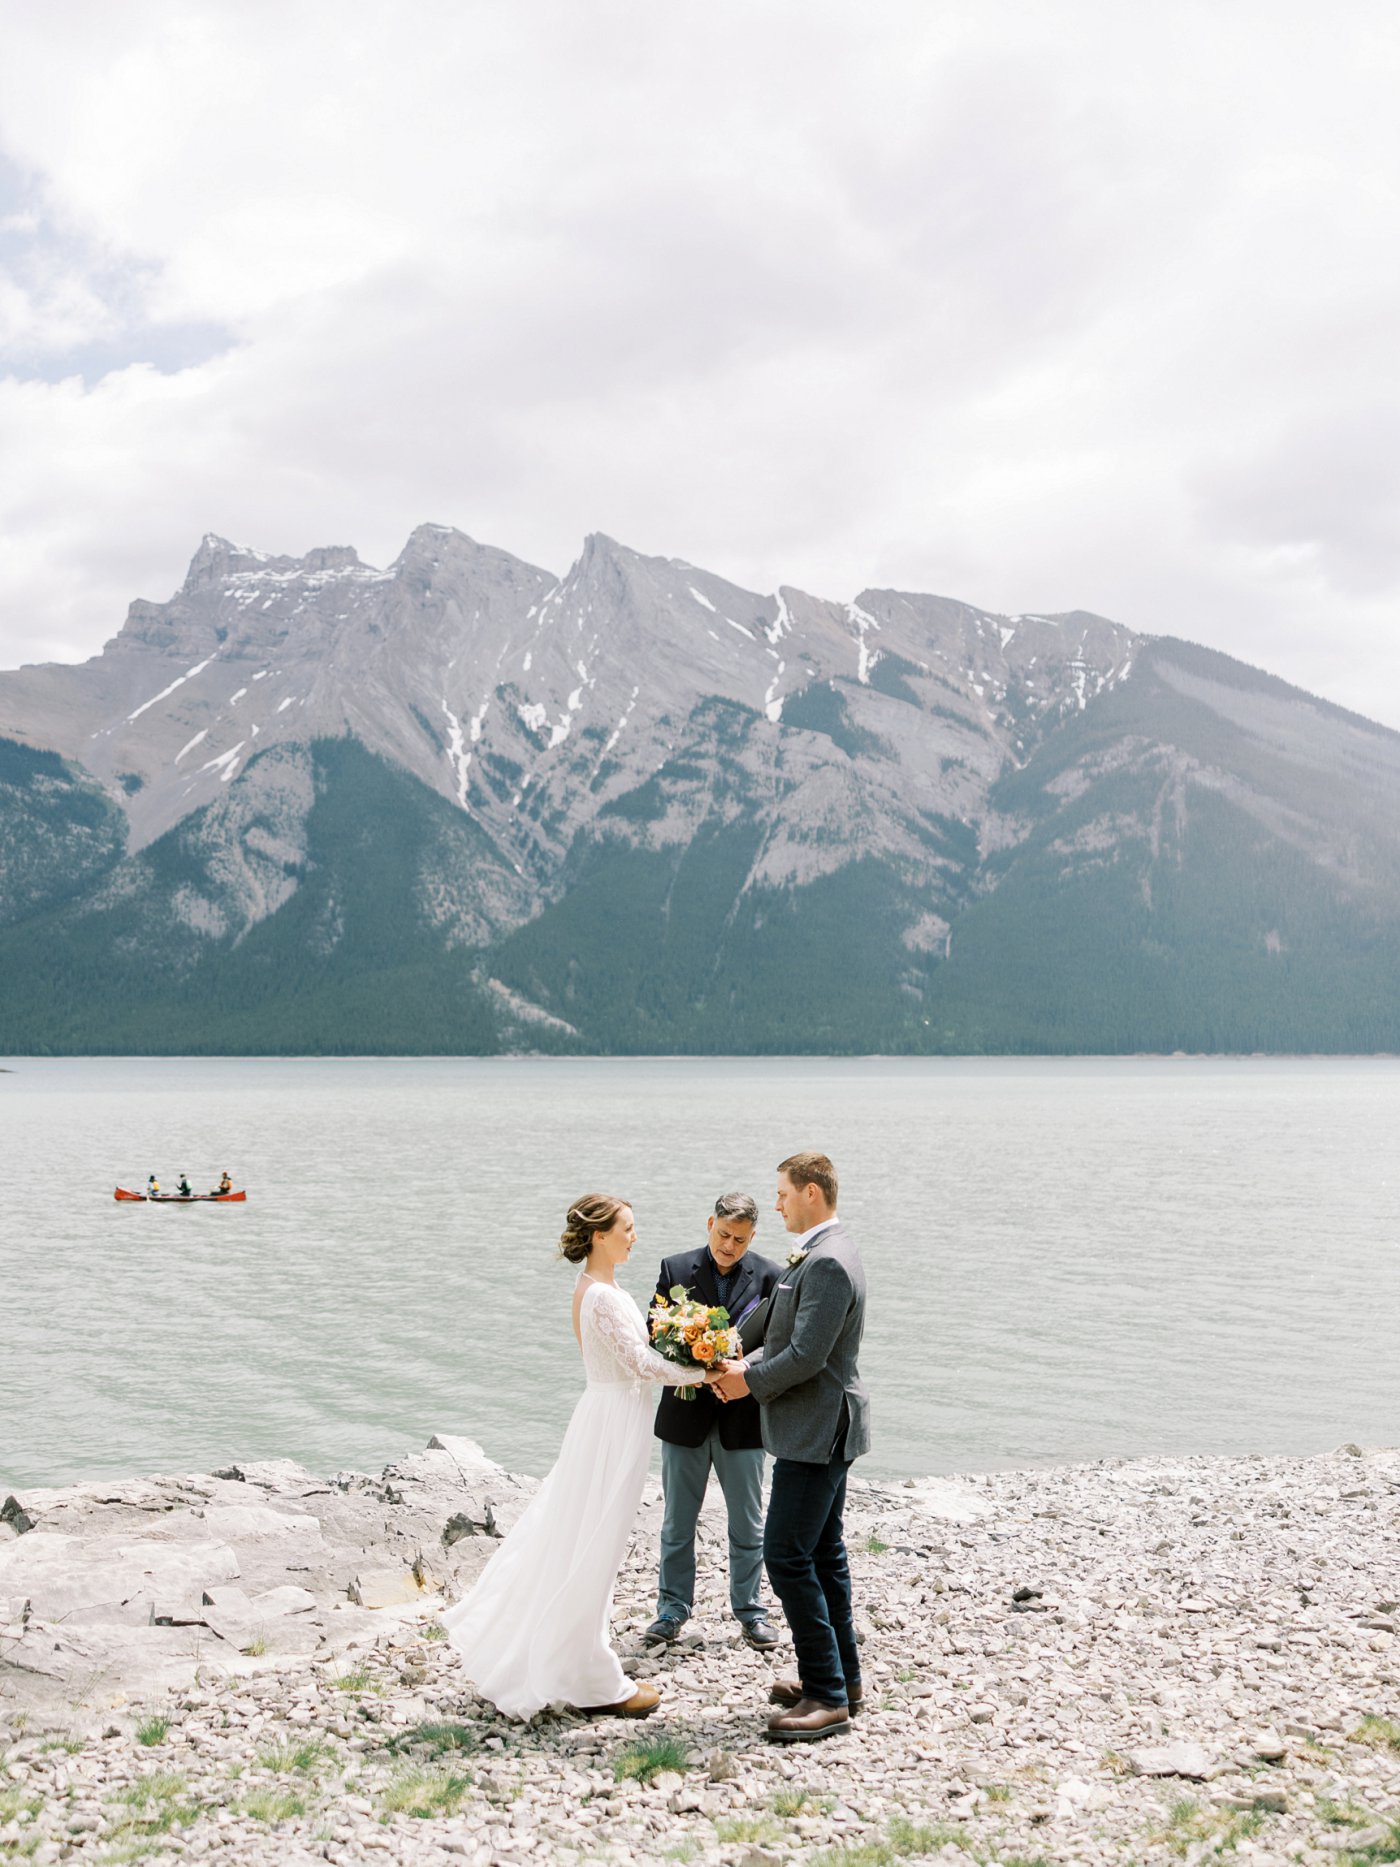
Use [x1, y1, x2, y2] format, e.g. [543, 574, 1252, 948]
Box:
[1, 1, 1398, 724]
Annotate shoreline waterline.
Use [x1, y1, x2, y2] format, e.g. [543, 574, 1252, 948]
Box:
[6, 1051, 1400, 1062]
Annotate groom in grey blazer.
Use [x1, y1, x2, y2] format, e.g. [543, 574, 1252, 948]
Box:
[710, 1150, 869, 1742]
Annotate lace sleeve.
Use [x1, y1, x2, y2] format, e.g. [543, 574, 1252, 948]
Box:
[587, 1285, 699, 1385]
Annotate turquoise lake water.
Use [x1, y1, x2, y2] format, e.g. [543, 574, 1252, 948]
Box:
[2, 1055, 1396, 1491]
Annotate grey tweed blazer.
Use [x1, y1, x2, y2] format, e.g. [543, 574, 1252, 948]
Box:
[744, 1221, 870, 1464]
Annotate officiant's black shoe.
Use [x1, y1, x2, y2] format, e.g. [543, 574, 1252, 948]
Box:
[643, 1616, 684, 1645]
[765, 1697, 850, 1742]
[770, 1674, 863, 1715]
[741, 1615, 780, 1651]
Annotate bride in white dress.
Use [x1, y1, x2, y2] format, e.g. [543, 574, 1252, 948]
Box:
[442, 1193, 702, 1720]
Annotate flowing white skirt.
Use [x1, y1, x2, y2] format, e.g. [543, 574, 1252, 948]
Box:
[441, 1378, 653, 1720]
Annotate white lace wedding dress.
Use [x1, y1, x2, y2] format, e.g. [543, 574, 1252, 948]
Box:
[441, 1271, 696, 1719]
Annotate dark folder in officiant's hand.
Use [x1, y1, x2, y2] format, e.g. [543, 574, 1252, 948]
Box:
[737, 1295, 770, 1355]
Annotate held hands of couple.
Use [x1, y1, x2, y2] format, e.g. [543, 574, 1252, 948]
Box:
[704, 1359, 750, 1402]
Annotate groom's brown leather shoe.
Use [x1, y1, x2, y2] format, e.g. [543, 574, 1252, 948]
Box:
[770, 1675, 863, 1715]
[581, 1682, 661, 1718]
[766, 1696, 850, 1742]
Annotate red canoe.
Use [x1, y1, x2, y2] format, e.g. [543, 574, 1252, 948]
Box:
[114, 1187, 248, 1203]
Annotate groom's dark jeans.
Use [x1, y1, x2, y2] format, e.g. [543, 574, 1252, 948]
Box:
[763, 1453, 859, 1708]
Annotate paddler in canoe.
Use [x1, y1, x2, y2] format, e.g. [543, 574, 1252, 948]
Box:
[177, 1172, 193, 1198]
[214, 1170, 233, 1196]
[147, 1173, 160, 1198]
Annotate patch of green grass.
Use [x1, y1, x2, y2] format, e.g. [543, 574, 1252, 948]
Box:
[889, 1815, 973, 1853]
[717, 1815, 782, 1844]
[812, 1846, 897, 1867]
[1350, 1715, 1400, 1755]
[109, 1771, 189, 1810]
[243, 1788, 305, 1823]
[256, 1739, 333, 1774]
[812, 1819, 974, 1867]
[612, 1735, 688, 1784]
[662, 1844, 699, 1864]
[780, 1791, 838, 1818]
[387, 1720, 478, 1758]
[865, 1536, 889, 1554]
[420, 1620, 446, 1642]
[38, 1733, 83, 1755]
[1339, 1819, 1400, 1865]
[896, 1665, 916, 1683]
[378, 1763, 474, 1819]
[773, 1786, 811, 1816]
[1150, 1796, 1265, 1858]
[243, 1634, 268, 1657]
[1319, 1799, 1377, 1829]
[105, 1770, 204, 1842]
[333, 1663, 379, 1694]
[134, 1714, 170, 1747]
[0, 1786, 44, 1824]
[985, 1783, 1012, 1803]
[1101, 1748, 1134, 1776]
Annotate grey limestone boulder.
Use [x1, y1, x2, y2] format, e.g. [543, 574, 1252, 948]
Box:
[0, 1435, 533, 1712]
[1128, 1742, 1218, 1779]
[0, 1530, 241, 1624]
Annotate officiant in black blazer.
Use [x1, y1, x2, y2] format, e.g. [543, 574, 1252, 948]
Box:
[645, 1192, 783, 1650]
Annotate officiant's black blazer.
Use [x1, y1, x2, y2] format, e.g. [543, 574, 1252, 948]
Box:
[652, 1244, 782, 1451]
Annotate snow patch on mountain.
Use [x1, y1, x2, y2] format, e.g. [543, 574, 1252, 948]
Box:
[847, 602, 881, 684]
[602, 687, 640, 757]
[764, 590, 792, 644]
[764, 660, 786, 723]
[442, 701, 470, 806]
[199, 743, 245, 783]
[128, 654, 218, 723]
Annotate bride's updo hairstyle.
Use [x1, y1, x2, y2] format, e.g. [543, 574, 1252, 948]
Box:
[559, 1192, 629, 1263]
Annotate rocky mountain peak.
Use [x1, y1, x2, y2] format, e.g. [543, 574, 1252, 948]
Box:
[562, 532, 646, 606]
[301, 545, 362, 574]
[389, 524, 555, 605]
[181, 534, 272, 593]
[393, 522, 476, 562]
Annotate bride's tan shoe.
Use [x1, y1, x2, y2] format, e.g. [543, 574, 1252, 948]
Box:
[580, 1681, 661, 1717]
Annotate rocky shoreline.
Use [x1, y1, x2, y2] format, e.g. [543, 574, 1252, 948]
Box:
[2, 1438, 1398, 1865]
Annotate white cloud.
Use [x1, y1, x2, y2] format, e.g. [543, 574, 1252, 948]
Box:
[0, 0, 1398, 725]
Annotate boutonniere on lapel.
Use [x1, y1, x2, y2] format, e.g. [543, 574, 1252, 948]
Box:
[786, 1246, 809, 1269]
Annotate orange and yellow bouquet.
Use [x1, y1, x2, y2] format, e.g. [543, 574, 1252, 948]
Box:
[648, 1285, 743, 1400]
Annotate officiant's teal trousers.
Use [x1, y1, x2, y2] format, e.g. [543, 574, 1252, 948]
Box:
[657, 1433, 766, 1626]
